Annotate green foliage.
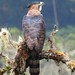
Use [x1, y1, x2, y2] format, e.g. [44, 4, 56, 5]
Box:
[57, 25, 75, 37]
[8, 27, 22, 40]
[55, 25, 75, 51]
[43, 25, 75, 52]
[8, 27, 21, 35]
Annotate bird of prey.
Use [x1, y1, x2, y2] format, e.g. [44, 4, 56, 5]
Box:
[22, 1, 45, 75]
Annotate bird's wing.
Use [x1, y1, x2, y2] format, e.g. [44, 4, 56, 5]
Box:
[22, 15, 45, 52]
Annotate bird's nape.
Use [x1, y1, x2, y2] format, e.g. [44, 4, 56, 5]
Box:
[27, 1, 44, 8]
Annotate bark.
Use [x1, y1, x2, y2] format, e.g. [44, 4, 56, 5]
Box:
[0, 25, 75, 75]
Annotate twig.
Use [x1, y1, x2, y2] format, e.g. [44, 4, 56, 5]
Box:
[0, 52, 9, 60]
[0, 25, 75, 75]
[0, 68, 7, 75]
[39, 49, 75, 73]
[0, 52, 15, 75]
[48, 24, 58, 50]
[14, 41, 29, 75]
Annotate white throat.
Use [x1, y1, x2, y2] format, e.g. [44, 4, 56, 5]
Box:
[39, 6, 42, 11]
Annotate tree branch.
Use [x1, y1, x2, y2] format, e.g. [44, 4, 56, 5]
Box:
[39, 25, 75, 73]
[0, 25, 75, 75]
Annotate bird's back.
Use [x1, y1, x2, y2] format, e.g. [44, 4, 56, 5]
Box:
[22, 15, 45, 52]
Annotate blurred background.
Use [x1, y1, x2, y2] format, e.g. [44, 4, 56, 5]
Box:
[0, 0, 75, 75]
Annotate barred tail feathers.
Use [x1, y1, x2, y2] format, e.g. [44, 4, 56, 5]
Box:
[29, 50, 40, 75]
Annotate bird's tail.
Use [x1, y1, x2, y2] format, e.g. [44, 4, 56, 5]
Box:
[29, 50, 40, 75]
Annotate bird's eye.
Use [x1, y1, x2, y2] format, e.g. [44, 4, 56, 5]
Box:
[3, 32, 6, 35]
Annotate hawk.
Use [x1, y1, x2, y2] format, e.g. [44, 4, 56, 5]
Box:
[22, 1, 45, 75]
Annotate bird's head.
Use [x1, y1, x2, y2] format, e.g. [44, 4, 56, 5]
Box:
[27, 1, 44, 11]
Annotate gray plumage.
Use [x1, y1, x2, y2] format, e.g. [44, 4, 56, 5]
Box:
[22, 15, 45, 53]
[22, 2, 45, 75]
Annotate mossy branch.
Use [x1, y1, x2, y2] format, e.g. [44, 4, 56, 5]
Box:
[39, 25, 75, 73]
[0, 25, 75, 75]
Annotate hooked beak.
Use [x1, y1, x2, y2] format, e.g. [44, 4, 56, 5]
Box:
[39, 2, 44, 6]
